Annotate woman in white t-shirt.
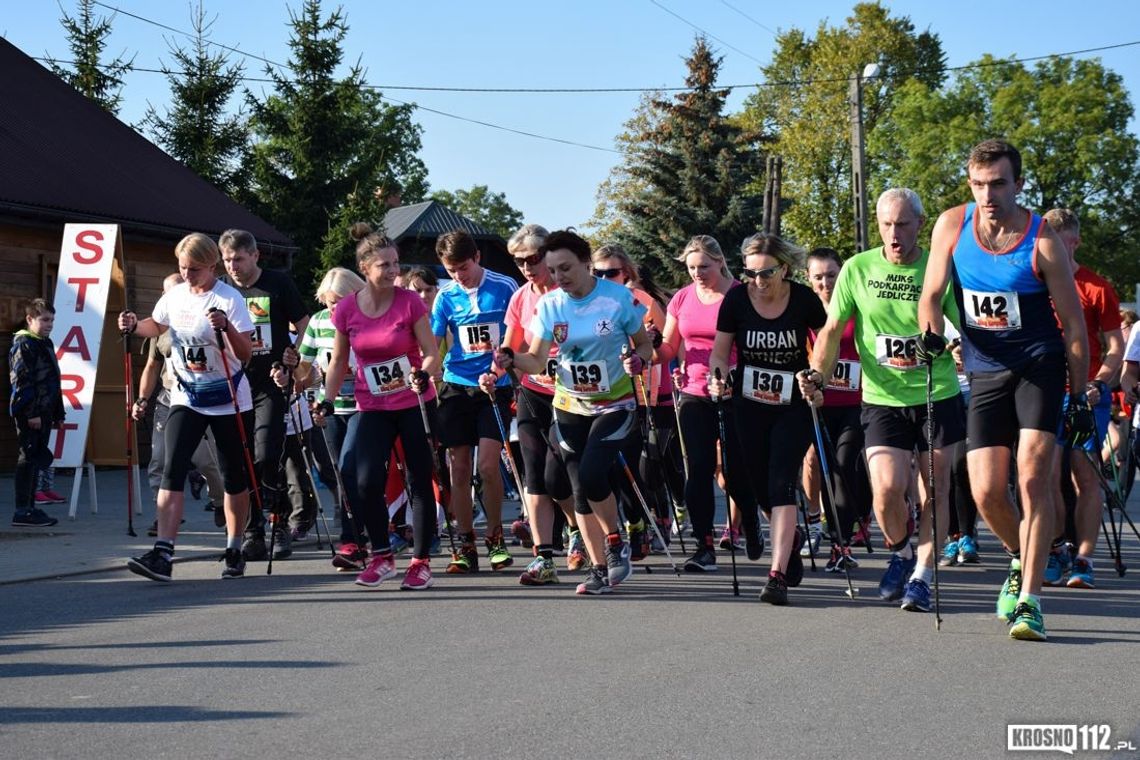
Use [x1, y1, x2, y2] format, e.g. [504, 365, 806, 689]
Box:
[118, 233, 255, 582]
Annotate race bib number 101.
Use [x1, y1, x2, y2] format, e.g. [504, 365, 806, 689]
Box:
[827, 359, 862, 391]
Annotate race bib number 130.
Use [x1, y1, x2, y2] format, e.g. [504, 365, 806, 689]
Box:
[742, 366, 793, 405]
[363, 356, 412, 396]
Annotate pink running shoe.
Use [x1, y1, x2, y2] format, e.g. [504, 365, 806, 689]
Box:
[354, 553, 397, 588]
[43, 489, 67, 504]
[511, 518, 534, 549]
[332, 542, 367, 571]
[400, 557, 433, 590]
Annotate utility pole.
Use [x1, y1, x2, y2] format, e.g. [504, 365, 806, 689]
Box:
[849, 62, 880, 253]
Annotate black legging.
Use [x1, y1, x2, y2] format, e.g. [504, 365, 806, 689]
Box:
[348, 405, 436, 560]
[248, 381, 287, 532]
[161, 405, 254, 495]
[553, 407, 643, 514]
[947, 438, 980, 539]
[638, 404, 685, 525]
[677, 392, 756, 543]
[818, 404, 873, 543]
[515, 386, 572, 501]
[321, 412, 367, 545]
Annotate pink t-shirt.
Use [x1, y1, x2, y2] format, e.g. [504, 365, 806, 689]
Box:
[667, 281, 739, 398]
[811, 317, 861, 407]
[505, 282, 560, 396]
[331, 287, 435, 412]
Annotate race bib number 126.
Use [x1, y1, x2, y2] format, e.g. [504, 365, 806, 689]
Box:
[875, 334, 919, 371]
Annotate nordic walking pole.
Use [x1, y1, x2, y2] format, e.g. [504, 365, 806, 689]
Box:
[798, 491, 818, 573]
[485, 382, 528, 519]
[209, 308, 267, 572]
[316, 400, 368, 569]
[924, 328, 942, 630]
[670, 369, 691, 481]
[121, 328, 138, 537]
[412, 372, 457, 556]
[616, 450, 681, 575]
[282, 378, 336, 558]
[632, 368, 687, 555]
[712, 368, 740, 596]
[804, 385, 858, 599]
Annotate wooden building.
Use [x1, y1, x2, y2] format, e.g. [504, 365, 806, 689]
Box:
[0, 38, 295, 471]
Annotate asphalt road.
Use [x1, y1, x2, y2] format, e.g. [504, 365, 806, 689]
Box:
[2, 533, 1139, 760]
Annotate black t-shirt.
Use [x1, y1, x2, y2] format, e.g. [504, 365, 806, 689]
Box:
[220, 268, 309, 389]
[716, 280, 826, 406]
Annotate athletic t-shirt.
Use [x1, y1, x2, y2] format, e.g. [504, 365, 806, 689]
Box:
[811, 317, 862, 407]
[505, 281, 560, 396]
[531, 278, 644, 416]
[829, 247, 960, 407]
[220, 268, 309, 391]
[331, 287, 435, 413]
[1070, 266, 1122, 380]
[152, 280, 254, 415]
[667, 282, 740, 397]
[630, 287, 672, 406]
[717, 281, 826, 406]
[431, 268, 517, 387]
[299, 308, 359, 413]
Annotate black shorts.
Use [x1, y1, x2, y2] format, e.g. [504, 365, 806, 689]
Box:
[435, 382, 514, 448]
[861, 395, 965, 451]
[966, 352, 1066, 450]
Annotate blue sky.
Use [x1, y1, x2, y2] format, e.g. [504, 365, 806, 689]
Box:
[3, 1, 1138, 233]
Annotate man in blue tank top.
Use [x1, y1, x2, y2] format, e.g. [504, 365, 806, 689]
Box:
[918, 139, 1091, 642]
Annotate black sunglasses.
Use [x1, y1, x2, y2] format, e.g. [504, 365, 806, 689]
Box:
[742, 264, 785, 280]
[513, 251, 545, 267]
[593, 267, 623, 279]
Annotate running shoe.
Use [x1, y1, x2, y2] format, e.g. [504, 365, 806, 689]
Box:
[355, 553, 397, 588]
[220, 548, 246, 579]
[684, 545, 718, 573]
[1043, 550, 1067, 586]
[1067, 558, 1095, 589]
[825, 545, 858, 573]
[42, 489, 67, 504]
[290, 526, 310, 543]
[605, 540, 633, 587]
[956, 534, 980, 564]
[519, 556, 559, 586]
[511, 518, 534, 548]
[786, 527, 806, 587]
[900, 578, 932, 612]
[389, 529, 410, 556]
[12, 508, 58, 527]
[996, 558, 1022, 621]
[127, 549, 172, 582]
[719, 526, 742, 551]
[800, 521, 823, 557]
[566, 531, 589, 571]
[429, 535, 442, 555]
[188, 470, 207, 500]
[400, 558, 433, 590]
[446, 544, 480, 574]
[939, 538, 960, 567]
[575, 565, 611, 595]
[743, 520, 764, 561]
[33, 491, 54, 506]
[672, 504, 690, 536]
[850, 516, 873, 549]
[242, 532, 268, 562]
[332, 542, 367, 571]
[212, 503, 226, 528]
[878, 552, 917, 601]
[628, 520, 650, 561]
[1008, 599, 1047, 641]
[271, 526, 293, 560]
[759, 572, 789, 605]
[486, 534, 514, 570]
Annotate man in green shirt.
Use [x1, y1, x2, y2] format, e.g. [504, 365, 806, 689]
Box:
[799, 188, 963, 612]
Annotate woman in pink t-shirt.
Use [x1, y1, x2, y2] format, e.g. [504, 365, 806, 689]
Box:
[324, 230, 442, 591]
[658, 235, 761, 572]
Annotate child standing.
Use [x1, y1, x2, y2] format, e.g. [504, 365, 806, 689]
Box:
[9, 298, 64, 527]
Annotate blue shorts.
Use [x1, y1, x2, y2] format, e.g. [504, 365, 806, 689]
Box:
[1056, 391, 1112, 451]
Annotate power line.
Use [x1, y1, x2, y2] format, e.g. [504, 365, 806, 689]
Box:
[718, 0, 779, 38]
[647, 0, 766, 65]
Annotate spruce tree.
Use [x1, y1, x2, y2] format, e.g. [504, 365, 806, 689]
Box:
[47, 0, 134, 115]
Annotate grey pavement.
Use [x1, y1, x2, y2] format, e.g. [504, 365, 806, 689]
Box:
[1, 469, 1140, 759]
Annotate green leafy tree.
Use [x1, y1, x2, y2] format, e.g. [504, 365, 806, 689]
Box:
[47, 0, 134, 114]
[883, 54, 1140, 291]
[242, 0, 427, 292]
[739, 2, 944, 254]
[140, 1, 247, 196]
[611, 37, 763, 288]
[318, 184, 389, 273]
[429, 185, 524, 239]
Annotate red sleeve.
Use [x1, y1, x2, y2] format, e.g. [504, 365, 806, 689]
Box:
[1098, 279, 1122, 332]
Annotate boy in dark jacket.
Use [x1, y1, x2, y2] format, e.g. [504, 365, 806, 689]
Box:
[9, 298, 64, 527]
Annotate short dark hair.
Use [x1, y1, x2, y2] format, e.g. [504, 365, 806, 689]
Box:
[968, 139, 1022, 180]
[538, 229, 591, 263]
[25, 297, 55, 319]
[219, 228, 258, 253]
[806, 247, 843, 269]
[404, 265, 438, 287]
[435, 229, 479, 263]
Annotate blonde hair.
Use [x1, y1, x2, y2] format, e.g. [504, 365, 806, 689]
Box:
[507, 224, 550, 255]
[593, 243, 638, 284]
[740, 232, 805, 270]
[175, 232, 220, 269]
[315, 267, 366, 304]
[1044, 208, 1080, 235]
[675, 235, 730, 279]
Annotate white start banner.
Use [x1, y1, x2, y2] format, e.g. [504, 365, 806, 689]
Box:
[48, 224, 120, 467]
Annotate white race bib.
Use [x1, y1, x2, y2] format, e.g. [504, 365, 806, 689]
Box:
[178, 343, 216, 374]
[530, 357, 558, 387]
[962, 288, 1021, 331]
[250, 323, 273, 355]
[458, 322, 500, 354]
[827, 359, 862, 391]
[875, 334, 920, 371]
[362, 356, 413, 396]
[741, 366, 794, 405]
[560, 361, 611, 395]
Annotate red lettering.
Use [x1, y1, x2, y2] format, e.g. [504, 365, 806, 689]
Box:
[67, 277, 99, 311]
[73, 230, 105, 264]
[51, 422, 80, 459]
[60, 374, 85, 410]
[56, 326, 91, 361]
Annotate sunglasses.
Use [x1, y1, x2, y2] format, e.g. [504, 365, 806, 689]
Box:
[742, 264, 785, 280]
[513, 252, 545, 267]
[593, 267, 624, 279]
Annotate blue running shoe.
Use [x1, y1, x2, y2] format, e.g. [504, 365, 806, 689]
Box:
[1067, 558, 1095, 589]
[956, 534, 980, 564]
[878, 552, 917, 601]
[389, 530, 410, 556]
[939, 538, 959, 567]
[1043, 550, 1067, 586]
[900, 578, 932, 612]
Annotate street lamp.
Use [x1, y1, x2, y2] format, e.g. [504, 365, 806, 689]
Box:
[849, 61, 881, 253]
